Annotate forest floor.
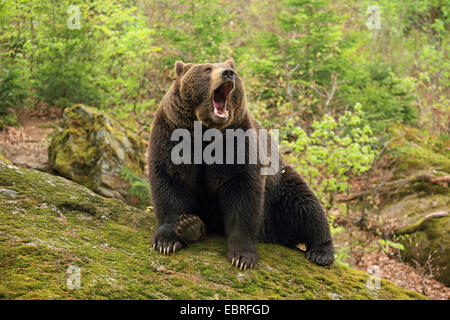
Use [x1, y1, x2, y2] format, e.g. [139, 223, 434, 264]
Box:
[331, 213, 450, 300]
[357, 249, 449, 300]
[334, 162, 450, 300]
[0, 107, 448, 300]
[0, 106, 61, 172]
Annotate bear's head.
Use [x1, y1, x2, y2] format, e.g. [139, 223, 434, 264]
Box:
[172, 59, 247, 129]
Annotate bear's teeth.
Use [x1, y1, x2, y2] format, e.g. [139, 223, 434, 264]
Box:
[214, 109, 229, 118]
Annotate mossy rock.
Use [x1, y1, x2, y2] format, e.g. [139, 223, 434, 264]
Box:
[380, 193, 449, 229]
[380, 125, 449, 284]
[389, 124, 450, 177]
[0, 160, 426, 299]
[397, 214, 449, 286]
[379, 191, 449, 285]
[48, 105, 148, 205]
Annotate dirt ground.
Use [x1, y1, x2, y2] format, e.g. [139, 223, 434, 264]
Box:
[0, 107, 61, 172]
[356, 249, 450, 300]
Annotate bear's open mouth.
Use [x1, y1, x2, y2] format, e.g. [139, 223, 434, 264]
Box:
[212, 81, 233, 119]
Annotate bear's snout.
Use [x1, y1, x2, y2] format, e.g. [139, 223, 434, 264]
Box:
[220, 69, 235, 81]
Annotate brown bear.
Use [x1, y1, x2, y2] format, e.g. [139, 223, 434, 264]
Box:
[149, 59, 334, 269]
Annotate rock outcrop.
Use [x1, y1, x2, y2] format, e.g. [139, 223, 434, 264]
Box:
[397, 211, 449, 284]
[0, 159, 425, 299]
[375, 126, 450, 285]
[372, 174, 449, 285]
[387, 193, 449, 286]
[377, 189, 449, 286]
[48, 105, 148, 206]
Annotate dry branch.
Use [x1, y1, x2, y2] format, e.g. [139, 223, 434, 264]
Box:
[338, 172, 449, 202]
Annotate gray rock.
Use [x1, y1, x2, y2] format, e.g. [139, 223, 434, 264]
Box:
[0, 188, 18, 198]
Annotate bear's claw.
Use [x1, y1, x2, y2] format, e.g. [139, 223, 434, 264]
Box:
[152, 238, 183, 255]
[228, 252, 257, 270]
[151, 232, 184, 256]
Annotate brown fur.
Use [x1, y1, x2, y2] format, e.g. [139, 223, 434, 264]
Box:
[149, 60, 334, 268]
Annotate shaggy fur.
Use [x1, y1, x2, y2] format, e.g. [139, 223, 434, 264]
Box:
[149, 60, 334, 268]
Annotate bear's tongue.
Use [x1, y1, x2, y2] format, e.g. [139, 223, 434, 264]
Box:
[213, 82, 232, 118]
[213, 96, 226, 115]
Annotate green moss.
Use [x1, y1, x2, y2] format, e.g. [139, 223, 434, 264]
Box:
[0, 160, 427, 300]
[0, 154, 11, 164]
[389, 124, 450, 176]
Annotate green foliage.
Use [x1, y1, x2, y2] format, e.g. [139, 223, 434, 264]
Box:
[378, 239, 405, 253]
[0, 67, 27, 114]
[0, 3, 28, 128]
[157, 0, 236, 62]
[282, 104, 378, 208]
[1, 0, 448, 297]
[1, 0, 447, 134]
[342, 61, 418, 132]
[0, 113, 20, 131]
[1, 0, 160, 124]
[0, 67, 26, 129]
[354, 0, 448, 132]
[240, 0, 348, 115]
[120, 167, 151, 209]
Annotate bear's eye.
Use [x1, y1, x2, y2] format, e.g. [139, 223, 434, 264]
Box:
[205, 67, 212, 73]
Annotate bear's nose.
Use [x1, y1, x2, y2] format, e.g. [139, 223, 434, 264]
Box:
[220, 69, 235, 80]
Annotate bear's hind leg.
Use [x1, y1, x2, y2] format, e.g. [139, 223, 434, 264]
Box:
[264, 166, 334, 266]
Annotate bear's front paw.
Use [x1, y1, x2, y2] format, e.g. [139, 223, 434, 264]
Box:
[151, 228, 184, 256]
[306, 243, 334, 266]
[227, 244, 257, 270]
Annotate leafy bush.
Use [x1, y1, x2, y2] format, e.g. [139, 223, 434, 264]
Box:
[34, 56, 101, 109]
[282, 103, 378, 208]
[342, 61, 418, 132]
[0, 0, 446, 137]
[0, 67, 26, 129]
[2, 0, 160, 125]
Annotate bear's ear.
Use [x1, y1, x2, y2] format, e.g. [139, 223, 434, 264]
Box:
[225, 59, 235, 69]
[175, 61, 185, 77]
